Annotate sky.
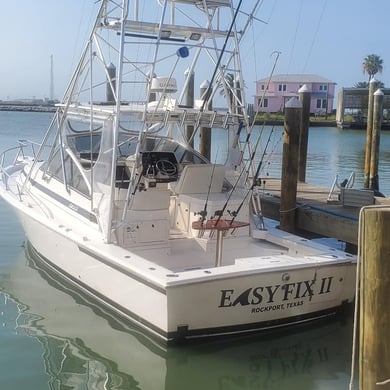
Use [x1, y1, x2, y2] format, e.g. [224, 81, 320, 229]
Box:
[0, 0, 388, 103]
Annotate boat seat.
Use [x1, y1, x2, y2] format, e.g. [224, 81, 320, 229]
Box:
[171, 164, 225, 194]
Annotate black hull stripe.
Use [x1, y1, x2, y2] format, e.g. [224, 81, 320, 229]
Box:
[168, 304, 351, 342]
[26, 172, 98, 224]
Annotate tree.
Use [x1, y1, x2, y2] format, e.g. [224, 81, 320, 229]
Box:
[354, 81, 369, 88]
[362, 54, 384, 81]
[354, 80, 384, 88]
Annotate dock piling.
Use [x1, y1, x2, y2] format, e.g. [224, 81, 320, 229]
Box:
[280, 97, 302, 233]
[364, 78, 380, 189]
[184, 68, 195, 148]
[199, 80, 212, 161]
[359, 206, 390, 390]
[368, 89, 384, 191]
[298, 85, 311, 182]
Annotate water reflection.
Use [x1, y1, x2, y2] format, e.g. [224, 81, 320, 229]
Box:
[0, 246, 165, 390]
[0, 244, 356, 390]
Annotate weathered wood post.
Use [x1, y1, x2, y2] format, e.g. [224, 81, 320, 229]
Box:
[184, 68, 195, 148]
[369, 89, 384, 191]
[199, 80, 212, 161]
[359, 206, 390, 390]
[280, 97, 302, 233]
[298, 84, 311, 182]
[364, 78, 379, 188]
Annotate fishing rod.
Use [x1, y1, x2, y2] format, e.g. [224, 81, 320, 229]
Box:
[228, 126, 275, 226]
[196, 148, 219, 224]
[238, 51, 281, 176]
[212, 119, 272, 227]
[212, 148, 250, 226]
[211, 50, 281, 226]
[199, 0, 243, 112]
[249, 51, 281, 129]
[212, 122, 267, 227]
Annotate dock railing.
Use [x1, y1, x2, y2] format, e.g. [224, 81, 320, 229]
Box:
[327, 172, 355, 203]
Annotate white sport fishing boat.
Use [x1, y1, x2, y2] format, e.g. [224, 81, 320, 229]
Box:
[0, 0, 356, 342]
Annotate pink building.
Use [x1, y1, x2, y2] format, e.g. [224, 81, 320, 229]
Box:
[254, 74, 336, 115]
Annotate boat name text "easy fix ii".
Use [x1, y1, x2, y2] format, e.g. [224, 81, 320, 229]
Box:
[218, 276, 334, 312]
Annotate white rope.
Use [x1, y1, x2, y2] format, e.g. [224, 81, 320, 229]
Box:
[377, 379, 390, 386]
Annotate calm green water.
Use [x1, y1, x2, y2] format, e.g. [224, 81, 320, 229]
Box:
[1, 111, 383, 389]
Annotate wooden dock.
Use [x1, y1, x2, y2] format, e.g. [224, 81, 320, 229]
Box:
[258, 178, 390, 248]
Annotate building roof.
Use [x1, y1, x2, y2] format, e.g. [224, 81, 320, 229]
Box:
[256, 74, 335, 85]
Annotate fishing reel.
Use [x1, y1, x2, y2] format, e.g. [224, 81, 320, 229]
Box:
[194, 209, 208, 222]
[227, 209, 238, 218]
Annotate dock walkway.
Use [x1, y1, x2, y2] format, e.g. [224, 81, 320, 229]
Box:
[258, 178, 389, 247]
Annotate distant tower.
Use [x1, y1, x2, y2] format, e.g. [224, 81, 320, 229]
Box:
[50, 55, 54, 101]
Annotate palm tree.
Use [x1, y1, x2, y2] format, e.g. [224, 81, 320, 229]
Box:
[354, 80, 384, 88]
[362, 54, 384, 81]
[354, 81, 369, 88]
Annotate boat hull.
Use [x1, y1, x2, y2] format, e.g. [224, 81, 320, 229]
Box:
[13, 206, 355, 343]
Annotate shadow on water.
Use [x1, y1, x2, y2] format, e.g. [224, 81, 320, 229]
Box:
[0, 242, 358, 390]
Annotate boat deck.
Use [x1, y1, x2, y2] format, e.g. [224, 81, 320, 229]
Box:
[132, 233, 286, 272]
[129, 222, 353, 276]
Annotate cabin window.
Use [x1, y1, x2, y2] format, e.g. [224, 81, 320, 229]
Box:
[66, 134, 102, 169]
[41, 147, 90, 197]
